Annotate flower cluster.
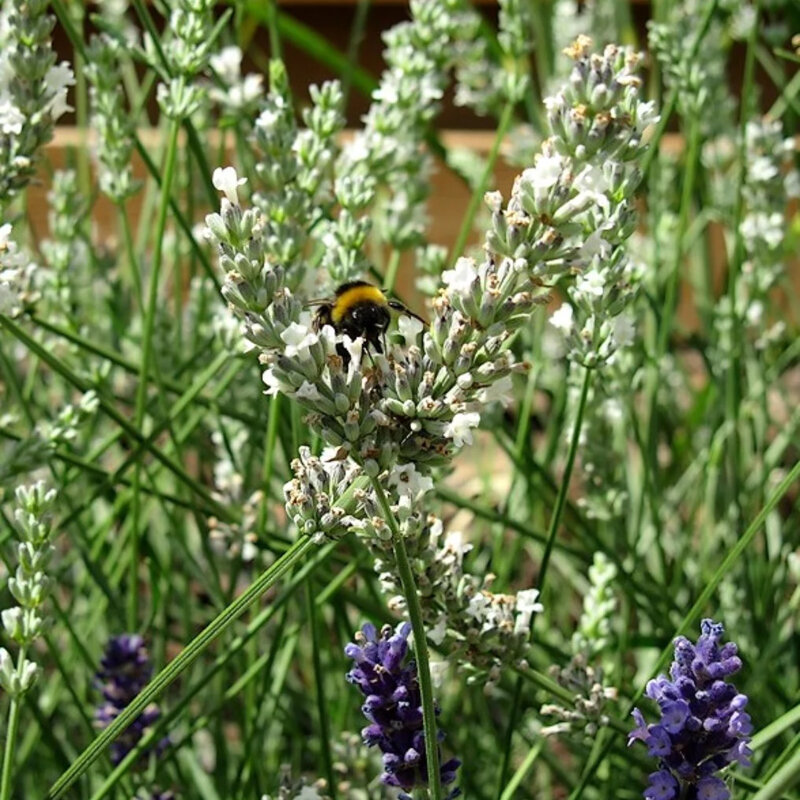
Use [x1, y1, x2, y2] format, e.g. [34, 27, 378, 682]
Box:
[150, 0, 215, 119]
[736, 118, 800, 339]
[0, 482, 57, 698]
[541, 654, 618, 738]
[209, 45, 263, 119]
[94, 634, 168, 765]
[84, 34, 140, 202]
[282, 447, 365, 543]
[529, 37, 655, 367]
[367, 514, 543, 676]
[283, 451, 544, 674]
[648, 0, 736, 138]
[345, 622, 461, 799]
[0, 222, 37, 317]
[629, 620, 752, 800]
[336, 0, 469, 252]
[0, 0, 74, 208]
[209, 184, 526, 475]
[546, 1, 618, 90]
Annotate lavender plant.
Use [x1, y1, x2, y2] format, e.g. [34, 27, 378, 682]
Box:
[0, 3, 798, 800]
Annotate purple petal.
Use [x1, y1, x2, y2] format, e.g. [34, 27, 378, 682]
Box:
[697, 776, 729, 800]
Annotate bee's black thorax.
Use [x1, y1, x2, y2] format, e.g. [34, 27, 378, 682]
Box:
[338, 301, 390, 352]
[310, 280, 422, 361]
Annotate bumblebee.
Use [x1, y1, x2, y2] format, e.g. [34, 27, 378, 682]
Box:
[310, 280, 425, 353]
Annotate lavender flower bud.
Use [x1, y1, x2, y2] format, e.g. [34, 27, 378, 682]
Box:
[629, 620, 752, 800]
[345, 622, 461, 799]
[94, 634, 169, 765]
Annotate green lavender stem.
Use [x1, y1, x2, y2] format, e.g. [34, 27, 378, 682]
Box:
[384, 249, 402, 295]
[450, 101, 515, 265]
[724, 0, 760, 525]
[495, 364, 592, 796]
[0, 651, 25, 800]
[538, 364, 593, 591]
[129, 114, 182, 630]
[306, 580, 337, 799]
[369, 476, 442, 800]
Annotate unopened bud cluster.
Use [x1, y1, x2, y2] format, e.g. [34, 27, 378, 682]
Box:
[84, 35, 140, 202]
[518, 37, 657, 367]
[648, 2, 735, 138]
[736, 118, 800, 337]
[541, 552, 619, 737]
[0, 482, 57, 698]
[208, 425, 261, 562]
[251, 62, 345, 282]
[571, 552, 618, 657]
[0, 0, 74, 208]
[0, 223, 37, 317]
[261, 766, 330, 800]
[40, 170, 89, 315]
[337, 0, 469, 252]
[541, 654, 618, 738]
[572, 366, 633, 522]
[150, 0, 215, 118]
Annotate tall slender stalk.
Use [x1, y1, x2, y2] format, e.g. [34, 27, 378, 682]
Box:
[0, 649, 26, 800]
[128, 115, 182, 630]
[724, 0, 761, 525]
[368, 477, 442, 800]
[306, 580, 337, 799]
[495, 365, 592, 796]
[450, 101, 515, 265]
[383, 249, 402, 295]
[537, 365, 593, 592]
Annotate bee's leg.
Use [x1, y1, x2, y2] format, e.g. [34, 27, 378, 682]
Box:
[370, 331, 384, 355]
[335, 341, 351, 368]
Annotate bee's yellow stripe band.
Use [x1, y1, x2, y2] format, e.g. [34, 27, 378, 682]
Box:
[331, 285, 387, 323]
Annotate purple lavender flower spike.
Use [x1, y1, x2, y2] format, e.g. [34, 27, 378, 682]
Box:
[345, 622, 461, 799]
[629, 620, 752, 800]
[94, 634, 169, 766]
